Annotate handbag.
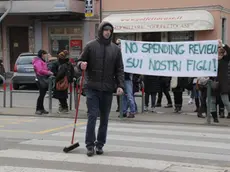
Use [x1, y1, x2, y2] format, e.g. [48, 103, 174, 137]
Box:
[170, 77, 178, 89]
[36, 75, 49, 89]
[56, 75, 69, 91]
[211, 81, 219, 90]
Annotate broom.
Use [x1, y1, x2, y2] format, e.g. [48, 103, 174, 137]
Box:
[63, 70, 85, 153]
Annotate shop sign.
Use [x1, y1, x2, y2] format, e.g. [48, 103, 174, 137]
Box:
[85, 0, 94, 17]
[120, 16, 183, 22]
[114, 23, 192, 31]
[121, 40, 218, 77]
[70, 40, 82, 58]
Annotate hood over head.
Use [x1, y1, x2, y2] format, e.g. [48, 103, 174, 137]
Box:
[97, 21, 114, 45]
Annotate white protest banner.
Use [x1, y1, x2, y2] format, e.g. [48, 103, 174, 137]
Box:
[120, 40, 218, 77]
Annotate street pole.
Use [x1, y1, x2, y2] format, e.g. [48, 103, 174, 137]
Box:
[0, 0, 13, 23]
[99, 0, 102, 23]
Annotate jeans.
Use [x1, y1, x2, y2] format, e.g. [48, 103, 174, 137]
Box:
[145, 92, 157, 107]
[173, 92, 183, 108]
[211, 94, 230, 113]
[85, 89, 113, 148]
[133, 94, 138, 112]
[36, 81, 47, 111]
[191, 84, 199, 99]
[123, 80, 136, 114]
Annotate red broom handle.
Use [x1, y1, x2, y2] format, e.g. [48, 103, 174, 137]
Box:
[71, 70, 85, 144]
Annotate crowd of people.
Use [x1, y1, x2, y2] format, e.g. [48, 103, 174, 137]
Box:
[32, 21, 229, 156]
[32, 35, 230, 123]
[114, 39, 230, 123]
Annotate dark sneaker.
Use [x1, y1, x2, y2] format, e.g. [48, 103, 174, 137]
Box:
[174, 108, 179, 113]
[127, 113, 135, 118]
[62, 108, 69, 113]
[87, 147, 95, 157]
[213, 118, 219, 123]
[219, 112, 225, 118]
[35, 110, 43, 115]
[42, 110, 49, 114]
[164, 104, 173, 108]
[96, 147, 104, 155]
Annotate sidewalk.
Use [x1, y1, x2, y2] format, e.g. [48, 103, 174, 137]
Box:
[1, 107, 230, 127]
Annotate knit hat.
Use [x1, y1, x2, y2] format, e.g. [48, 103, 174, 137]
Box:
[103, 25, 113, 31]
[57, 50, 69, 59]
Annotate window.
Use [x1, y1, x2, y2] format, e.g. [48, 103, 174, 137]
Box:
[168, 31, 194, 42]
[221, 18, 226, 44]
[114, 33, 136, 41]
[48, 26, 83, 58]
[16, 56, 36, 65]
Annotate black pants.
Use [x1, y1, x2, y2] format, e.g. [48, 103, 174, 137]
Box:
[173, 92, 183, 108]
[36, 83, 47, 111]
[85, 89, 113, 148]
[145, 92, 157, 107]
[157, 88, 172, 105]
[59, 98, 68, 109]
[199, 87, 207, 113]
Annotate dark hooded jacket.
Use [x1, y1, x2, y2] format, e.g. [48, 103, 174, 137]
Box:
[216, 44, 230, 94]
[76, 21, 124, 92]
[210, 44, 230, 96]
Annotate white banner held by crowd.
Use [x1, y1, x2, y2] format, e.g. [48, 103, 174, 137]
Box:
[120, 40, 218, 77]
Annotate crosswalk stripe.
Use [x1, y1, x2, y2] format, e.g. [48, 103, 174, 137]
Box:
[0, 149, 228, 171]
[103, 123, 230, 133]
[0, 166, 81, 172]
[20, 139, 230, 162]
[51, 132, 230, 150]
[91, 127, 230, 140]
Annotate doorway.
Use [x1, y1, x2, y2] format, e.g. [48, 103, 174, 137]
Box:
[9, 27, 29, 71]
[142, 32, 161, 42]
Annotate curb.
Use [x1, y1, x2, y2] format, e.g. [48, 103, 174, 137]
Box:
[1, 113, 230, 128]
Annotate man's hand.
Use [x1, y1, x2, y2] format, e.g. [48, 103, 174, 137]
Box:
[80, 62, 87, 70]
[116, 87, 124, 95]
[218, 39, 226, 60]
[48, 71, 53, 76]
[218, 39, 223, 47]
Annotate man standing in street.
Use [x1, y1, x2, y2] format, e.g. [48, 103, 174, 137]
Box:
[77, 21, 124, 157]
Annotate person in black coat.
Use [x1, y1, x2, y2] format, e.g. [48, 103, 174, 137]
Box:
[171, 77, 188, 113]
[143, 75, 161, 112]
[52, 50, 74, 113]
[156, 77, 173, 108]
[210, 41, 230, 122]
[76, 22, 124, 156]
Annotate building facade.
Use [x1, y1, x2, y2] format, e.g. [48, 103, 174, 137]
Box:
[102, 0, 229, 45]
[0, 0, 100, 72]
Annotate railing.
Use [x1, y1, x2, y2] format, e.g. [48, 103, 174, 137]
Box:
[9, 76, 73, 113]
[2, 75, 214, 125]
[0, 74, 6, 107]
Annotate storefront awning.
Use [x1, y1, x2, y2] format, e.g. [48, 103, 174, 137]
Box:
[103, 10, 214, 33]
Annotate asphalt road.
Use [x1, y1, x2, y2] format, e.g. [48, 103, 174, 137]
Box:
[0, 115, 230, 171]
